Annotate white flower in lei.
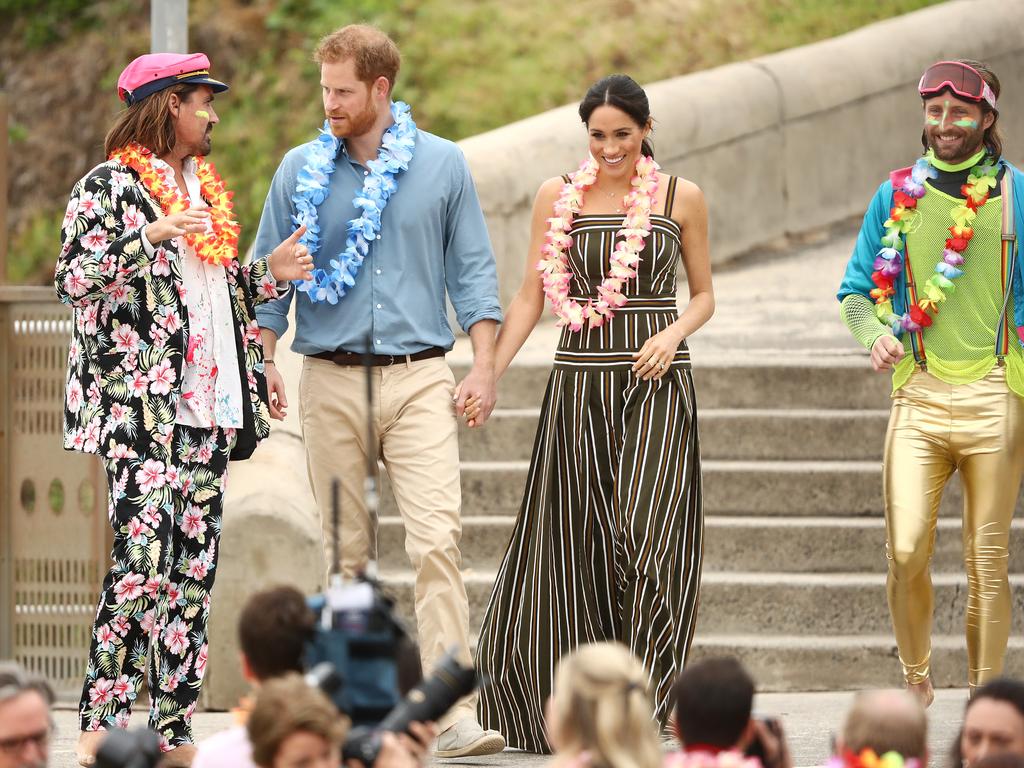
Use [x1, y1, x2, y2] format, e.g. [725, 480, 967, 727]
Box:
[292, 101, 417, 304]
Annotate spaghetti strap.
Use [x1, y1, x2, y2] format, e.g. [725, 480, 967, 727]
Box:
[663, 175, 679, 219]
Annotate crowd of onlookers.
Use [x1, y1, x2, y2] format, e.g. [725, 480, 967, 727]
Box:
[3, 584, 1024, 768]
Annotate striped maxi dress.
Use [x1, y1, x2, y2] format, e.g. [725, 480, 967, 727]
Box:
[476, 176, 704, 753]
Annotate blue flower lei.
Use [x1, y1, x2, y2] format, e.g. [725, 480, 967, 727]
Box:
[292, 101, 417, 304]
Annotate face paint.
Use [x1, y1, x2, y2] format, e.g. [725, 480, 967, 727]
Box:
[195, 110, 210, 119]
[927, 117, 941, 126]
[953, 118, 979, 129]
[941, 100, 950, 130]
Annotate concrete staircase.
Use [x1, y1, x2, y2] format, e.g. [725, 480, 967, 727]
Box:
[375, 359, 1024, 691]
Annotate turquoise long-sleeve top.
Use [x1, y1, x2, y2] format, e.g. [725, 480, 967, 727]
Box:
[837, 157, 1024, 343]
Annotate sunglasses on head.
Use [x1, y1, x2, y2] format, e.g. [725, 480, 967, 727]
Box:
[919, 61, 997, 109]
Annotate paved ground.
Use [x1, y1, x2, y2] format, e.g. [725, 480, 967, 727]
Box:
[50, 687, 968, 768]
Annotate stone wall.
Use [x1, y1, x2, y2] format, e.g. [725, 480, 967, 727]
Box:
[459, 0, 1024, 304]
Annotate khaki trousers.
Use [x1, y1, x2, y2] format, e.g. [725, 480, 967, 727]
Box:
[299, 355, 475, 725]
[884, 366, 1024, 688]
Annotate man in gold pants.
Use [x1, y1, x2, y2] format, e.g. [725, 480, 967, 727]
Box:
[838, 59, 1024, 706]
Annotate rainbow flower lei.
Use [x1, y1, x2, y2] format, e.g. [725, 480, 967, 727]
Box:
[872, 152, 998, 334]
[827, 748, 921, 768]
[291, 101, 417, 304]
[537, 155, 659, 331]
[109, 143, 240, 267]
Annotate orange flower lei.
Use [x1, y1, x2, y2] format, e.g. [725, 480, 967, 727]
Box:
[108, 142, 240, 266]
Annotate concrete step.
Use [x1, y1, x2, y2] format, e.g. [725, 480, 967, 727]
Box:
[690, 634, 1024, 691]
[459, 408, 889, 462]
[377, 570, 1024, 639]
[379, 460, 1022, 518]
[376, 515, 1024, 574]
[453, 361, 892, 410]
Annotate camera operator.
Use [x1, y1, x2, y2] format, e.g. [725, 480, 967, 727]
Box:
[193, 585, 435, 768]
[0, 662, 55, 768]
[667, 657, 792, 768]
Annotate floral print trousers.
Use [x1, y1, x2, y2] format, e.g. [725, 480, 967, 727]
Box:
[79, 425, 232, 748]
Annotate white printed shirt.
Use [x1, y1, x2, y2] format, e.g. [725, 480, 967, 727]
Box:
[142, 157, 244, 428]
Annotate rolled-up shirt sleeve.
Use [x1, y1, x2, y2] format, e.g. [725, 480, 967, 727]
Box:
[254, 155, 301, 339]
[443, 150, 503, 332]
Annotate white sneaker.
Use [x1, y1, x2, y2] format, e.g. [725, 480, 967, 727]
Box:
[434, 718, 506, 758]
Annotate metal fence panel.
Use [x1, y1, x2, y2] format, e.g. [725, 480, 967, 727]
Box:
[0, 287, 109, 698]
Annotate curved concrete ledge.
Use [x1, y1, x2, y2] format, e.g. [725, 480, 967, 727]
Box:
[460, 0, 1024, 303]
[203, 423, 324, 709]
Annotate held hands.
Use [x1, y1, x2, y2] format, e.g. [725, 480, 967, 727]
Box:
[454, 366, 497, 428]
[632, 326, 685, 381]
[265, 362, 288, 420]
[268, 224, 315, 283]
[871, 334, 905, 372]
[144, 208, 211, 243]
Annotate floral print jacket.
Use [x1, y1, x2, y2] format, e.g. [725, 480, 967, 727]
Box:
[55, 160, 285, 463]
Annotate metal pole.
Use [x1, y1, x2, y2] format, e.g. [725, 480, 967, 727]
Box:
[0, 92, 8, 285]
[151, 0, 189, 54]
[0, 297, 12, 659]
[0, 96, 8, 657]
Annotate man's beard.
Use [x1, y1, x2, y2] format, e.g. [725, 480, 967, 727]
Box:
[328, 98, 378, 138]
[184, 130, 213, 158]
[926, 125, 987, 163]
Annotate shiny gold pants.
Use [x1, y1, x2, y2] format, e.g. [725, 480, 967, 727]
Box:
[884, 367, 1024, 687]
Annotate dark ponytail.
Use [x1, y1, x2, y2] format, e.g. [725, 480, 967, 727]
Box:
[579, 74, 654, 158]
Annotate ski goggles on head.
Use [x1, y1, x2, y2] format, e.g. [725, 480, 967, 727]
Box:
[918, 61, 997, 109]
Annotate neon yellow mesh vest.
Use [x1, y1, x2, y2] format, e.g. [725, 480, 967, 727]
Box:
[892, 180, 1024, 396]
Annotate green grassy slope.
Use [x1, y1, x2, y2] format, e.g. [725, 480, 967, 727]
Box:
[1, 0, 945, 283]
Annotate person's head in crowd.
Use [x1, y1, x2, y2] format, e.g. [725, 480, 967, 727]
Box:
[546, 642, 662, 768]
[238, 585, 317, 685]
[953, 678, 1024, 768]
[248, 674, 347, 768]
[0, 662, 55, 768]
[837, 690, 927, 762]
[673, 657, 756, 751]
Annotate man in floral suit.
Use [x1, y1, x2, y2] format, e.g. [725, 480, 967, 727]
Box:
[55, 52, 313, 766]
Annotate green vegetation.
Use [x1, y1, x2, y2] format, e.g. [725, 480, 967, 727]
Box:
[4, 0, 945, 283]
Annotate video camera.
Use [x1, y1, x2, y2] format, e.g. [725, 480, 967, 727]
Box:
[304, 567, 409, 725]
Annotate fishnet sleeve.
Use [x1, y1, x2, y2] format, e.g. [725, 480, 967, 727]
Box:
[840, 293, 893, 351]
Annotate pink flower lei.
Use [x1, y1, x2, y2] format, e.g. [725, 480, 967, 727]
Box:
[537, 155, 660, 331]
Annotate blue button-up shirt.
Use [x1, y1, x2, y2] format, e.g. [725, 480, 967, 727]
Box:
[254, 129, 502, 355]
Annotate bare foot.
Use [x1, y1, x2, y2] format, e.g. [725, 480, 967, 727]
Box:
[76, 730, 106, 766]
[907, 677, 935, 708]
[160, 743, 198, 767]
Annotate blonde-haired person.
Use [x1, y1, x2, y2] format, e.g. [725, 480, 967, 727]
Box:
[546, 643, 663, 768]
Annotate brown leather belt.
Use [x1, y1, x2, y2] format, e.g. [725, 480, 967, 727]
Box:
[308, 346, 446, 367]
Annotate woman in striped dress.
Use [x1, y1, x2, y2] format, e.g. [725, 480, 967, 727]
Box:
[468, 75, 714, 753]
